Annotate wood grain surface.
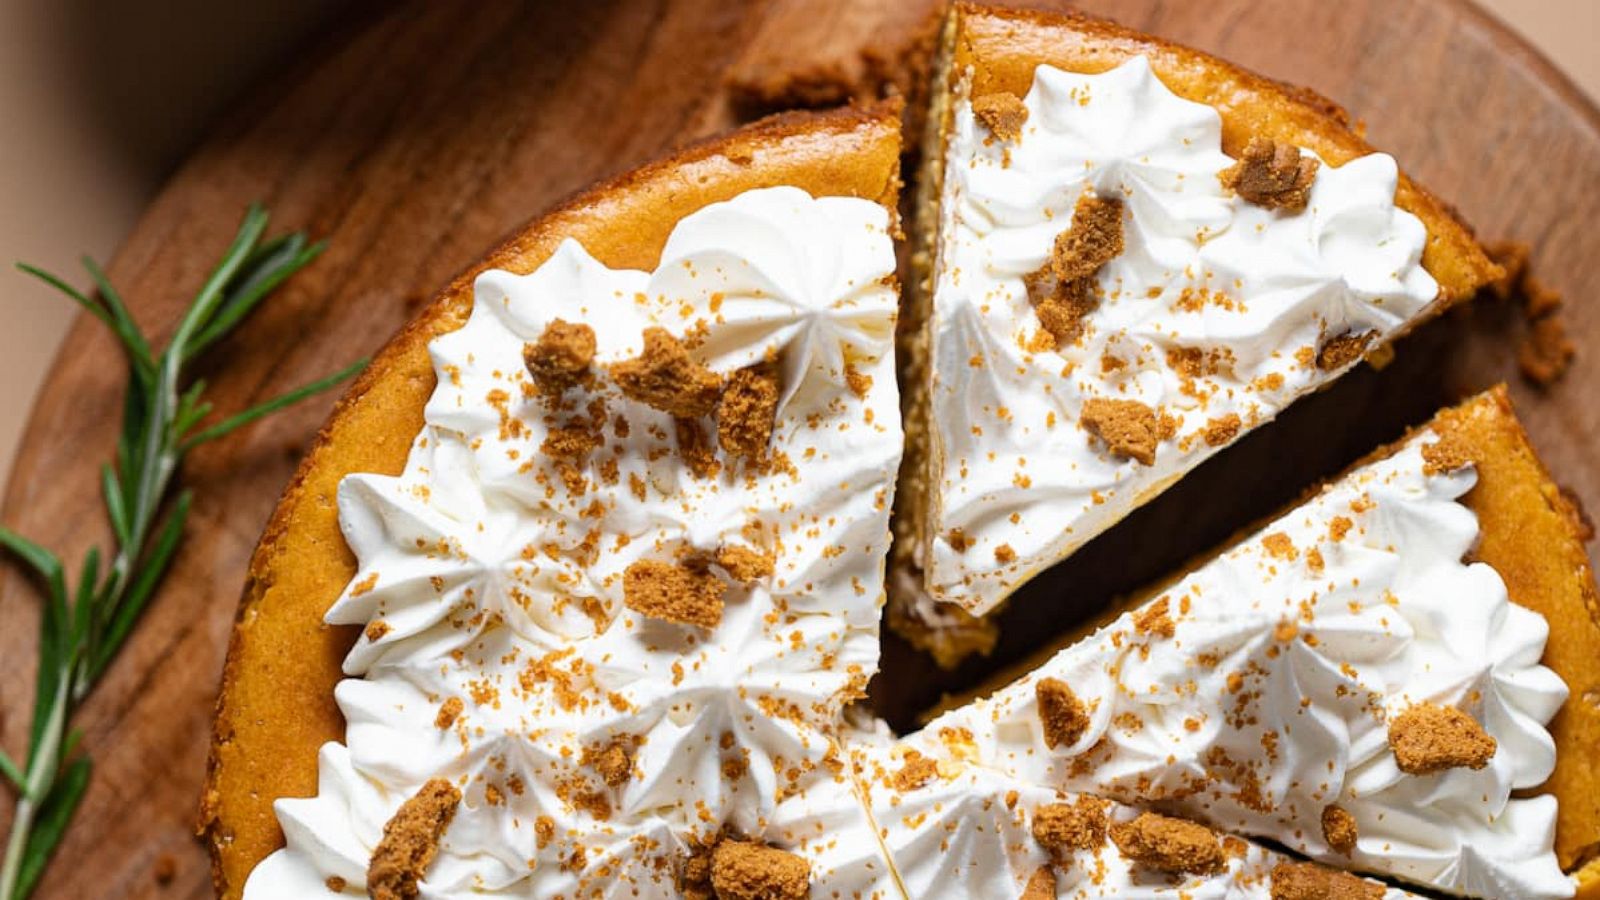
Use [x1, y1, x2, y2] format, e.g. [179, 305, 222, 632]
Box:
[1, 1, 1595, 896]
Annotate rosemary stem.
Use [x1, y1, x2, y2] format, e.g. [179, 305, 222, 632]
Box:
[0, 677, 69, 900]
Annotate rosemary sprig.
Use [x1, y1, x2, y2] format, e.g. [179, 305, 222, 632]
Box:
[0, 204, 364, 900]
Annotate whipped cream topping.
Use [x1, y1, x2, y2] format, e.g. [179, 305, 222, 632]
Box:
[915, 431, 1572, 898]
[244, 186, 905, 898]
[852, 740, 1416, 899]
[923, 56, 1441, 611]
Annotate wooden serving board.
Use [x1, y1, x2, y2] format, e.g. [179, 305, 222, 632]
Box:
[1, 1, 1596, 896]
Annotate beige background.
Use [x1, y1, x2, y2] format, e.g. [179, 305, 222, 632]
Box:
[0, 0, 1595, 485]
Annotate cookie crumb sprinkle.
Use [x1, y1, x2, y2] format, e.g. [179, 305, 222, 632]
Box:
[973, 92, 1029, 142]
[1108, 812, 1225, 875]
[434, 697, 463, 730]
[1021, 865, 1056, 900]
[1036, 677, 1090, 749]
[1031, 796, 1109, 855]
[710, 840, 810, 900]
[716, 544, 776, 582]
[1221, 137, 1320, 212]
[717, 365, 781, 464]
[1321, 804, 1358, 855]
[1269, 861, 1385, 900]
[522, 319, 596, 394]
[613, 327, 724, 417]
[623, 560, 725, 628]
[1387, 703, 1496, 774]
[367, 778, 461, 900]
[1080, 398, 1160, 465]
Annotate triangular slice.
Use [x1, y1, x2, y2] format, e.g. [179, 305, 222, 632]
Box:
[910, 389, 1593, 898]
[891, 2, 1501, 664]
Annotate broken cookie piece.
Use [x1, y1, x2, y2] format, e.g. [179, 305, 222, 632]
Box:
[1108, 812, 1225, 876]
[1079, 398, 1160, 466]
[1269, 861, 1385, 900]
[1036, 677, 1089, 750]
[1020, 865, 1056, 900]
[1221, 137, 1320, 212]
[613, 327, 724, 417]
[622, 560, 725, 628]
[1031, 796, 1108, 856]
[710, 840, 811, 900]
[972, 91, 1029, 142]
[523, 319, 596, 394]
[1315, 330, 1375, 371]
[1387, 702, 1497, 774]
[1321, 804, 1358, 856]
[716, 543, 776, 582]
[1044, 195, 1124, 282]
[583, 737, 636, 787]
[367, 778, 461, 900]
[717, 365, 781, 464]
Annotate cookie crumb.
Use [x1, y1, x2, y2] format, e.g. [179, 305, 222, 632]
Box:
[325, 875, 347, 893]
[367, 778, 461, 900]
[1047, 195, 1125, 282]
[1203, 413, 1242, 447]
[1025, 275, 1098, 348]
[1032, 796, 1109, 855]
[1315, 331, 1375, 371]
[584, 738, 635, 787]
[522, 319, 596, 394]
[542, 423, 603, 494]
[365, 620, 391, 642]
[1109, 812, 1225, 875]
[1133, 597, 1176, 638]
[1321, 804, 1358, 855]
[717, 365, 780, 464]
[1420, 428, 1472, 476]
[613, 327, 724, 417]
[1021, 865, 1056, 900]
[434, 697, 463, 730]
[716, 544, 775, 582]
[972, 92, 1029, 142]
[1387, 703, 1496, 774]
[1270, 861, 1385, 900]
[994, 543, 1016, 564]
[623, 560, 725, 628]
[1036, 677, 1090, 750]
[1221, 137, 1319, 212]
[675, 417, 722, 480]
[891, 751, 939, 792]
[1080, 398, 1160, 465]
[710, 840, 810, 900]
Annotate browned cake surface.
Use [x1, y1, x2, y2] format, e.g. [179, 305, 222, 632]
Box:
[199, 103, 903, 900]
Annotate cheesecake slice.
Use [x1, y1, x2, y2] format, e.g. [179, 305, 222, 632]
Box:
[911, 388, 1596, 898]
[892, 2, 1501, 666]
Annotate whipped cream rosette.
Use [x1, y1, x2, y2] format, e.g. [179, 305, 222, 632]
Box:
[914, 434, 1571, 897]
[922, 56, 1441, 610]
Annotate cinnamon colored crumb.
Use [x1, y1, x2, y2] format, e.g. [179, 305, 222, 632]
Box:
[541, 424, 603, 494]
[366, 778, 461, 900]
[1047, 195, 1125, 282]
[1021, 865, 1056, 900]
[1109, 812, 1225, 875]
[994, 543, 1016, 564]
[325, 875, 347, 893]
[1388, 703, 1496, 774]
[365, 620, 390, 642]
[716, 544, 775, 582]
[717, 365, 780, 464]
[1036, 677, 1090, 750]
[1520, 316, 1574, 386]
[1328, 516, 1353, 542]
[434, 697, 463, 730]
[522, 319, 596, 394]
[843, 363, 872, 399]
[1315, 331, 1375, 371]
[891, 751, 939, 792]
[1203, 413, 1242, 447]
[612, 327, 724, 417]
[1080, 398, 1160, 466]
[584, 738, 635, 787]
[1270, 861, 1385, 900]
[675, 417, 722, 480]
[1132, 597, 1175, 638]
[1220, 137, 1320, 212]
[972, 91, 1029, 142]
[622, 560, 724, 628]
[710, 840, 811, 900]
[946, 528, 973, 553]
[1420, 428, 1472, 476]
[1031, 796, 1109, 855]
[1321, 804, 1358, 855]
[1025, 275, 1098, 349]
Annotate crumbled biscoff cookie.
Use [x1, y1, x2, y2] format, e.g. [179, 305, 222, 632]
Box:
[542, 423, 603, 494]
[583, 737, 635, 787]
[1133, 597, 1175, 638]
[1021, 865, 1057, 900]
[1202, 413, 1241, 448]
[1220, 137, 1320, 212]
[973, 91, 1029, 142]
[1420, 429, 1472, 476]
[891, 750, 939, 792]
[710, 840, 811, 900]
[1387, 703, 1496, 774]
[434, 697, 463, 730]
[324, 875, 346, 893]
[1036, 677, 1089, 749]
[613, 327, 724, 417]
[1047, 195, 1125, 282]
[1025, 274, 1098, 349]
[675, 417, 722, 480]
[1269, 861, 1385, 900]
[523, 319, 596, 394]
[716, 544, 775, 582]
[1321, 804, 1358, 855]
[623, 560, 725, 628]
[1315, 330, 1375, 371]
[717, 365, 780, 464]
[366, 778, 461, 900]
[365, 620, 391, 642]
[1031, 796, 1109, 855]
[1108, 812, 1225, 875]
[1080, 398, 1160, 466]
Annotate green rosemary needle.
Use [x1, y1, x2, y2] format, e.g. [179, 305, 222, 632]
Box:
[0, 204, 364, 900]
